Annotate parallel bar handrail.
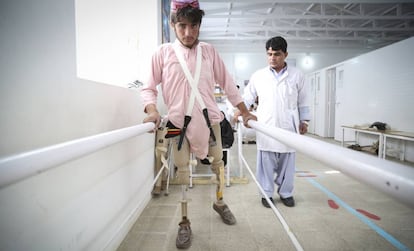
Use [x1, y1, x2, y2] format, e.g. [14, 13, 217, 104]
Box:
[247, 120, 414, 209]
[237, 121, 244, 178]
[238, 147, 304, 251]
[0, 122, 155, 188]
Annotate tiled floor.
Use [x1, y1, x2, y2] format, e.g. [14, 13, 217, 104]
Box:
[117, 135, 414, 251]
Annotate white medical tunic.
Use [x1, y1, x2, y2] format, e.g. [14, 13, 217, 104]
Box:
[243, 65, 310, 153]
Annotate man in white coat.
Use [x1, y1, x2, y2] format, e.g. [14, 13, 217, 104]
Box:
[243, 36, 310, 208]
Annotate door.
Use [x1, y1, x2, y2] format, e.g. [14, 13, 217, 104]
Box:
[308, 74, 316, 134]
[334, 65, 345, 141]
[326, 68, 336, 137]
[314, 72, 322, 136]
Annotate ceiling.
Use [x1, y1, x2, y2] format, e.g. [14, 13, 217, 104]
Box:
[198, 0, 414, 54]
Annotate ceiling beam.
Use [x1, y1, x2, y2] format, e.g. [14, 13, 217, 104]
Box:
[200, 27, 414, 32]
[204, 14, 414, 20]
[202, 0, 414, 3]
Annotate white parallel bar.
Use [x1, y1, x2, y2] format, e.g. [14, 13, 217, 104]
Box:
[151, 163, 168, 193]
[237, 122, 244, 178]
[248, 120, 414, 209]
[237, 119, 304, 250]
[0, 122, 155, 189]
[239, 153, 304, 251]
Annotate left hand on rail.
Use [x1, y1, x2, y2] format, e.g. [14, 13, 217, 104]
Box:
[299, 121, 308, 135]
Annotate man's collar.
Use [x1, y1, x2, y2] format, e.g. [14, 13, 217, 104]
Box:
[174, 39, 199, 50]
[269, 63, 287, 74]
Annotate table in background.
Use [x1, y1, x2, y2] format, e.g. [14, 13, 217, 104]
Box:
[341, 125, 383, 158]
[342, 125, 414, 161]
[382, 131, 414, 161]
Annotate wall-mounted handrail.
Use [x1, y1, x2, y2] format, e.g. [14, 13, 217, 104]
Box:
[247, 120, 414, 209]
[0, 122, 155, 189]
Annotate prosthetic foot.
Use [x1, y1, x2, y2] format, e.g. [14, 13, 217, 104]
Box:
[176, 185, 192, 249]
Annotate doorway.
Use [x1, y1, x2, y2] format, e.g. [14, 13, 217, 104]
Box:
[326, 68, 336, 138]
[334, 65, 345, 141]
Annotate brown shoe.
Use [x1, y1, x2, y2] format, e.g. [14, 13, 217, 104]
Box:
[213, 203, 236, 225]
[176, 219, 192, 249]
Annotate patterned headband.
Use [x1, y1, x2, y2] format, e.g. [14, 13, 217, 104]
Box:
[171, 0, 200, 12]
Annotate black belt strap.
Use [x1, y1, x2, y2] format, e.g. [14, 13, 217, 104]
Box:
[177, 115, 192, 150]
[177, 109, 216, 151]
[203, 108, 216, 142]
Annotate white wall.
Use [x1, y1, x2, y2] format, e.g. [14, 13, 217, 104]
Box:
[75, 0, 159, 87]
[334, 37, 414, 133]
[0, 0, 159, 250]
[219, 53, 266, 93]
[217, 48, 369, 83]
[306, 37, 414, 162]
[217, 50, 369, 105]
[292, 50, 370, 75]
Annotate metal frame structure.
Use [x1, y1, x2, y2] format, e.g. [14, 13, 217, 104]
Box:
[199, 0, 414, 53]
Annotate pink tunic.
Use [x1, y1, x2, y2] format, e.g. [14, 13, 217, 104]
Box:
[141, 40, 243, 159]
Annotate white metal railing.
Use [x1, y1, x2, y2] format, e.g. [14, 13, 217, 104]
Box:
[236, 121, 304, 251]
[236, 119, 414, 251]
[240, 155, 304, 250]
[245, 120, 414, 209]
[0, 122, 155, 188]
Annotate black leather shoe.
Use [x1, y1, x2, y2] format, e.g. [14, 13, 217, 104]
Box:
[261, 197, 274, 208]
[280, 196, 295, 207]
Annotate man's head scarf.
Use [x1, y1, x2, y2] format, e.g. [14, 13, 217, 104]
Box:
[171, 0, 200, 12]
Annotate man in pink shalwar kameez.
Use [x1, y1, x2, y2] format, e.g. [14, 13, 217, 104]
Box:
[141, 0, 255, 249]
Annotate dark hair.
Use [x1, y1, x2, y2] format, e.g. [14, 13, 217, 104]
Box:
[265, 36, 288, 53]
[170, 6, 205, 25]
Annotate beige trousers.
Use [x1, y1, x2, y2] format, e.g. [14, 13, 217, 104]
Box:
[171, 123, 225, 201]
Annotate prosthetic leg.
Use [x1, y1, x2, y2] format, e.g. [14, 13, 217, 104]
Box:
[210, 159, 237, 225]
[211, 160, 225, 201]
[208, 123, 237, 226]
[175, 154, 196, 249]
[152, 124, 170, 196]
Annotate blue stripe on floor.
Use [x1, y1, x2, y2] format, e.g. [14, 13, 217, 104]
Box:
[307, 178, 411, 251]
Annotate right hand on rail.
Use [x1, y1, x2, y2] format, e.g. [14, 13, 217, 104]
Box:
[241, 112, 257, 128]
[235, 102, 257, 128]
[143, 104, 161, 132]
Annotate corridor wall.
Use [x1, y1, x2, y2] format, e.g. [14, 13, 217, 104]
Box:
[0, 0, 159, 250]
[305, 37, 414, 162]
